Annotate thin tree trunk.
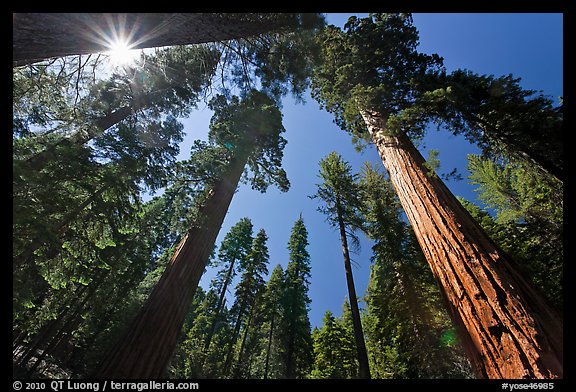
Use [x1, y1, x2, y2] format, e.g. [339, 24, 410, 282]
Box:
[335, 202, 371, 379]
[284, 262, 300, 379]
[234, 300, 255, 378]
[15, 284, 89, 368]
[360, 110, 563, 379]
[95, 151, 249, 379]
[13, 13, 295, 67]
[263, 312, 276, 380]
[202, 254, 237, 357]
[223, 297, 248, 377]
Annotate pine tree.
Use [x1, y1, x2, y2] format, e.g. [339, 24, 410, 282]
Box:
[202, 218, 254, 364]
[310, 309, 358, 379]
[259, 264, 286, 379]
[465, 155, 563, 309]
[311, 152, 371, 378]
[224, 229, 270, 378]
[312, 13, 562, 378]
[279, 216, 313, 379]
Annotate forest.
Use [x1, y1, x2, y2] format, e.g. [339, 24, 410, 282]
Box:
[13, 13, 563, 380]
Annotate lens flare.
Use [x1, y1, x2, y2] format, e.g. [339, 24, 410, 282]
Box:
[107, 39, 139, 66]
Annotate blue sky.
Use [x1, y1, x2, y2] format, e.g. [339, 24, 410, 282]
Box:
[167, 13, 563, 329]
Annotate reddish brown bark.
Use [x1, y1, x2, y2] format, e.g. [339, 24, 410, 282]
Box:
[361, 110, 563, 379]
[95, 152, 248, 379]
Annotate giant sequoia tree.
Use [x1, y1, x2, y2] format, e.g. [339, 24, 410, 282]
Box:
[312, 13, 562, 378]
[96, 90, 289, 378]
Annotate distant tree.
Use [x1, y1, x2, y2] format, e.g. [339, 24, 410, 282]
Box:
[279, 216, 314, 379]
[202, 218, 254, 366]
[259, 264, 286, 379]
[311, 152, 370, 379]
[224, 229, 269, 378]
[310, 309, 358, 379]
[312, 13, 562, 378]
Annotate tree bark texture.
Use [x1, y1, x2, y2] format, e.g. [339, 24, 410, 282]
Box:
[336, 202, 371, 379]
[13, 13, 292, 67]
[95, 152, 248, 379]
[361, 110, 563, 379]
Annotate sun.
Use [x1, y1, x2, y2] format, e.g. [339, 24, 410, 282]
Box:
[107, 39, 139, 67]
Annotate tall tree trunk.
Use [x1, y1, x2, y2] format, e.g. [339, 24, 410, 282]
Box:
[95, 151, 249, 379]
[223, 295, 249, 377]
[335, 202, 371, 379]
[202, 254, 237, 358]
[360, 110, 563, 379]
[263, 312, 276, 380]
[13, 13, 296, 67]
[234, 300, 256, 378]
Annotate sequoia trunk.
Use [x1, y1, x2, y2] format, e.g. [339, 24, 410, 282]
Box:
[13, 13, 293, 66]
[361, 110, 563, 379]
[95, 152, 248, 378]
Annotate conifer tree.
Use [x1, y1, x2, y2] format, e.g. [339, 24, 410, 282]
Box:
[224, 229, 269, 378]
[279, 216, 313, 379]
[311, 152, 371, 379]
[310, 309, 358, 379]
[259, 264, 286, 379]
[202, 218, 254, 363]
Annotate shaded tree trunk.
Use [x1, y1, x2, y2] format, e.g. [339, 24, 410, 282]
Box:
[234, 300, 256, 378]
[335, 201, 371, 379]
[13, 13, 296, 67]
[361, 110, 563, 379]
[263, 312, 276, 380]
[25, 107, 134, 171]
[95, 151, 249, 378]
[223, 297, 248, 377]
[202, 253, 237, 358]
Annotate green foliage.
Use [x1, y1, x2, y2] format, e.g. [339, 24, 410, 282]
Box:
[210, 14, 325, 102]
[207, 90, 290, 193]
[311, 13, 444, 139]
[463, 155, 563, 309]
[311, 152, 364, 236]
[210, 218, 254, 295]
[389, 69, 563, 181]
[279, 216, 314, 378]
[310, 309, 358, 379]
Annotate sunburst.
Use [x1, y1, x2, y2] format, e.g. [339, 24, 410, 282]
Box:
[106, 39, 139, 67]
